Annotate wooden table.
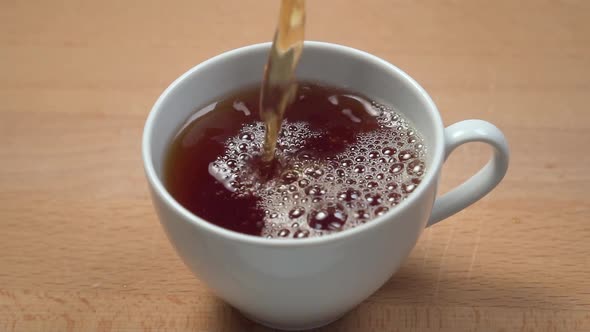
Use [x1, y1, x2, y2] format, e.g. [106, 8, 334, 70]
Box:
[2, 0, 589, 331]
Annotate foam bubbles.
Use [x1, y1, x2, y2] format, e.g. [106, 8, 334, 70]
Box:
[209, 102, 427, 239]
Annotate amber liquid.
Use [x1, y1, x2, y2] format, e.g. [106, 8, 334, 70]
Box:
[259, 0, 305, 163]
[164, 82, 427, 238]
[164, 0, 427, 239]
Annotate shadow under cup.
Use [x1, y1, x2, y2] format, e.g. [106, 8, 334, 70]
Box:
[143, 42, 445, 330]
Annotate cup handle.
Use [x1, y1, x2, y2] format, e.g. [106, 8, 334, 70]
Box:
[427, 120, 510, 226]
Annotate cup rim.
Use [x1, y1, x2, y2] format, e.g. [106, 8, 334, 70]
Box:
[142, 41, 445, 247]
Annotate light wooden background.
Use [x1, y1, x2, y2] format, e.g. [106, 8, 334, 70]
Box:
[1, 0, 589, 331]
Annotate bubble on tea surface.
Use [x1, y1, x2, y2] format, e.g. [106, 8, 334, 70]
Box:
[308, 204, 348, 231]
[305, 185, 326, 196]
[353, 165, 366, 173]
[399, 150, 416, 162]
[211, 102, 427, 239]
[367, 181, 379, 188]
[294, 229, 310, 238]
[298, 179, 310, 187]
[374, 206, 389, 216]
[337, 188, 361, 202]
[304, 166, 324, 179]
[402, 178, 421, 194]
[281, 170, 299, 184]
[382, 147, 396, 156]
[389, 163, 404, 175]
[354, 209, 370, 221]
[365, 193, 383, 206]
[407, 160, 425, 176]
[387, 192, 401, 204]
[341, 159, 353, 168]
[288, 206, 306, 219]
[368, 151, 380, 159]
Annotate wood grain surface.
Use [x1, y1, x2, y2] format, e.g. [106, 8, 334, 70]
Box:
[1, 0, 589, 331]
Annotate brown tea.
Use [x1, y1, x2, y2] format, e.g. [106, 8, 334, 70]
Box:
[164, 82, 427, 238]
[259, 0, 305, 162]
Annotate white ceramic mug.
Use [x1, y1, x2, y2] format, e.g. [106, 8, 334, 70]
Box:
[142, 42, 509, 330]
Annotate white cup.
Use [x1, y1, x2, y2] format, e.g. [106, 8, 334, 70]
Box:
[142, 42, 509, 330]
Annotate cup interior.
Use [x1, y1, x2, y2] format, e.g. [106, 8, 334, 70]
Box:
[143, 41, 445, 241]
